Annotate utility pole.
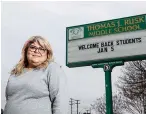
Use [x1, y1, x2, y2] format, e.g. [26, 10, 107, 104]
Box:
[75, 100, 80, 114]
[69, 98, 74, 114]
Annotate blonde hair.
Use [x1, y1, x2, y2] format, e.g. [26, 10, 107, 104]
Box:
[11, 36, 54, 76]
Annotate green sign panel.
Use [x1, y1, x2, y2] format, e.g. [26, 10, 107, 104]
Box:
[67, 14, 146, 40]
[66, 14, 146, 68]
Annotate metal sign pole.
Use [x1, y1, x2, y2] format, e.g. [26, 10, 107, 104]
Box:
[92, 61, 124, 114]
[104, 64, 113, 114]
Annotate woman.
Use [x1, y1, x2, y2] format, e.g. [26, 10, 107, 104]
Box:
[4, 36, 68, 114]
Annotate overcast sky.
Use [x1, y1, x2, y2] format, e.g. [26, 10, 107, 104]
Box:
[1, 1, 146, 113]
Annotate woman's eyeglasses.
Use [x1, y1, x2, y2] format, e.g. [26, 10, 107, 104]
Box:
[28, 45, 47, 54]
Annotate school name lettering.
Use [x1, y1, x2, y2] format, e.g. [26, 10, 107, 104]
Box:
[86, 16, 145, 37]
[78, 38, 141, 53]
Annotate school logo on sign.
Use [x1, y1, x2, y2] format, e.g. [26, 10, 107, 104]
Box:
[69, 27, 84, 40]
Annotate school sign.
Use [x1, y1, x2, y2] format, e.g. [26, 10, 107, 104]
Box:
[66, 14, 146, 67]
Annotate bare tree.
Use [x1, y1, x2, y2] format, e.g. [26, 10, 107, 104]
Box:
[91, 60, 146, 114]
[116, 60, 146, 114]
[91, 96, 106, 114]
[91, 93, 127, 114]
